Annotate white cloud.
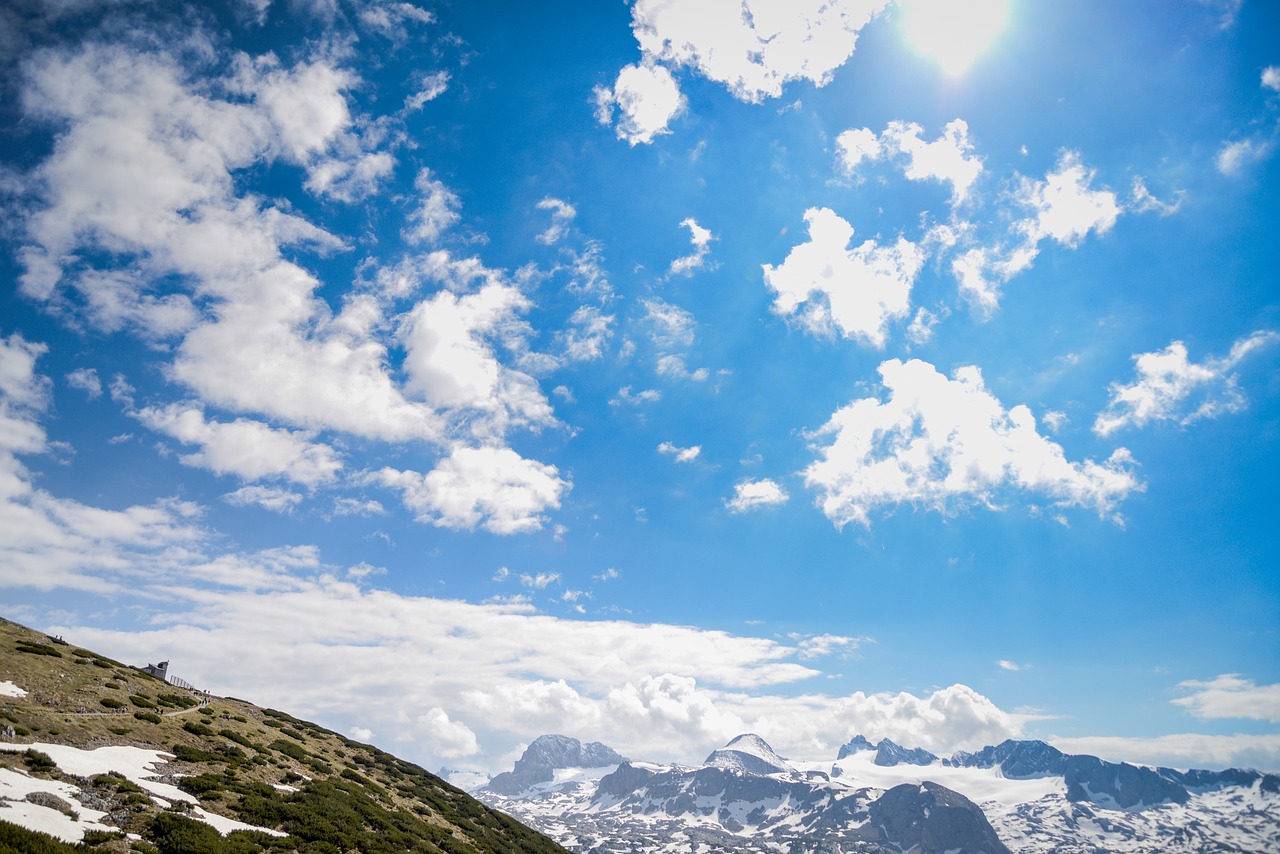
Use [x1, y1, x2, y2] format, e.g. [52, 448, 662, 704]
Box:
[996, 659, 1031, 672]
[952, 151, 1120, 313]
[416, 707, 480, 758]
[404, 168, 462, 244]
[658, 441, 701, 463]
[642, 298, 697, 349]
[763, 207, 924, 347]
[19, 42, 446, 445]
[135, 404, 342, 485]
[557, 305, 614, 363]
[1094, 331, 1278, 435]
[1130, 176, 1184, 216]
[593, 63, 686, 146]
[357, 1, 436, 39]
[1015, 151, 1121, 247]
[794, 633, 868, 660]
[610, 386, 661, 406]
[668, 217, 715, 276]
[1216, 138, 1273, 175]
[628, 0, 890, 103]
[223, 485, 304, 513]
[65, 367, 102, 399]
[405, 70, 450, 111]
[398, 281, 553, 439]
[655, 355, 710, 382]
[725, 478, 789, 513]
[1263, 66, 1280, 93]
[305, 151, 395, 203]
[805, 358, 1140, 528]
[837, 119, 983, 203]
[375, 445, 569, 535]
[520, 571, 560, 589]
[905, 306, 943, 345]
[1041, 410, 1068, 433]
[535, 197, 576, 245]
[331, 497, 384, 517]
[1052, 733, 1280, 773]
[1172, 675, 1280, 723]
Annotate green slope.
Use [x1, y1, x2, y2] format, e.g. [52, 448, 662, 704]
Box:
[0, 616, 569, 854]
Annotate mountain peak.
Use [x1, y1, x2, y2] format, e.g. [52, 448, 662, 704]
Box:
[704, 732, 792, 775]
[483, 734, 626, 796]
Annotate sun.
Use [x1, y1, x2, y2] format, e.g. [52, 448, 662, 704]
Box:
[900, 0, 1012, 76]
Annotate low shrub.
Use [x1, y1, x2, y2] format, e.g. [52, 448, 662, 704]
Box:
[130, 695, 156, 708]
[24, 749, 57, 772]
[134, 711, 163, 724]
[100, 697, 125, 710]
[183, 720, 214, 736]
[15, 641, 63, 658]
[268, 739, 308, 761]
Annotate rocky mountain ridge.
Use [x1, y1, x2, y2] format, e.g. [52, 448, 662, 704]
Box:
[465, 731, 1280, 853]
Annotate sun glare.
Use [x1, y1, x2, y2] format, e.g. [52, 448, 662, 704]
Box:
[901, 0, 1011, 76]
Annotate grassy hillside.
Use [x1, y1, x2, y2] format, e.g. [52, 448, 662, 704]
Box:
[0, 616, 568, 854]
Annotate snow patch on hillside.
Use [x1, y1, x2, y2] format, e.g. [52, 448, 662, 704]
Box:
[0, 742, 286, 840]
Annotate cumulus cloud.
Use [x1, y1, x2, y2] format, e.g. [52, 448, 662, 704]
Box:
[1015, 151, 1121, 247]
[836, 119, 983, 203]
[658, 441, 701, 463]
[19, 42, 445, 444]
[375, 445, 569, 535]
[135, 404, 342, 485]
[1094, 331, 1278, 435]
[952, 151, 1120, 312]
[593, 63, 686, 146]
[65, 367, 102, 399]
[416, 707, 481, 758]
[398, 281, 553, 439]
[1172, 675, 1280, 723]
[805, 358, 1140, 528]
[725, 478, 789, 513]
[668, 217, 715, 276]
[628, 0, 890, 103]
[763, 207, 924, 347]
[1263, 66, 1280, 92]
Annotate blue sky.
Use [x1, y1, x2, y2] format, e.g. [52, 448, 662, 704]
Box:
[0, 0, 1277, 774]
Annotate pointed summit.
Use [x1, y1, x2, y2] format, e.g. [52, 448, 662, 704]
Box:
[704, 733, 792, 775]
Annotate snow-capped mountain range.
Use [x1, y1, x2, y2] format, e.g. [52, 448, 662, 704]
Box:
[445, 733, 1280, 853]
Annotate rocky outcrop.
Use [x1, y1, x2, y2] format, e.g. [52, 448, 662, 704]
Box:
[868, 782, 1011, 854]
